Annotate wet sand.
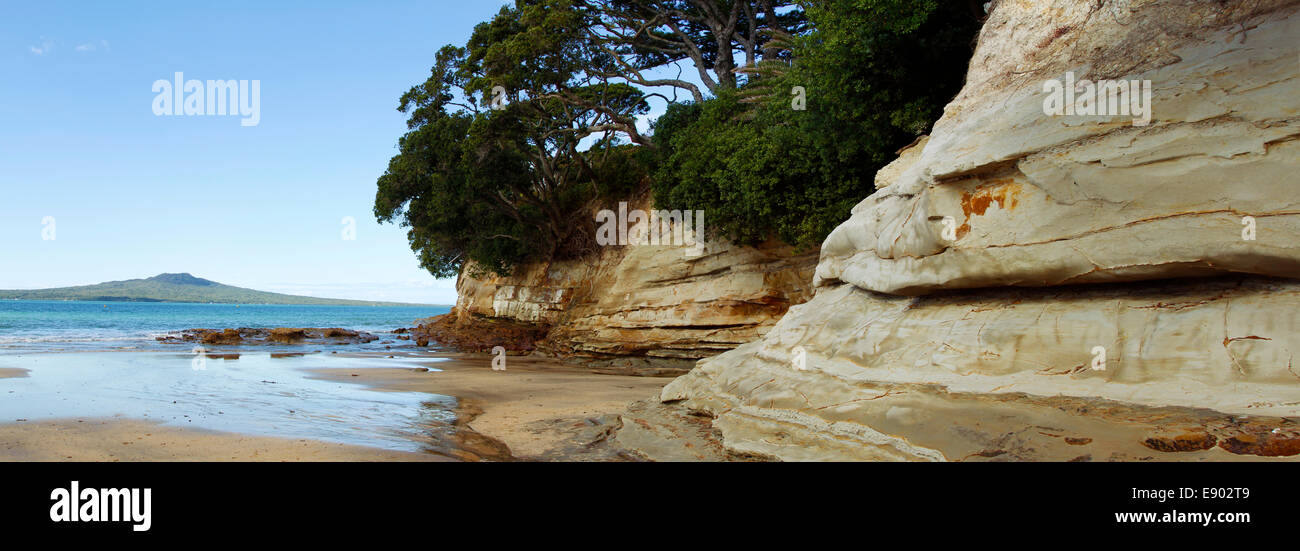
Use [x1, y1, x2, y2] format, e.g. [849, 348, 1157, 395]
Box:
[0, 351, 459, 455]
[0, 350, 671, 461]
[0, 418, 446, 461]
[308, 353, 672, 459]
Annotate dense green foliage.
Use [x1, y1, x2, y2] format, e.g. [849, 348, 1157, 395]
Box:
[375, 2, 652, 278]
[377, 0, 983, 277]
[0, 274, 419, 306]
[651, 0, 982, 249]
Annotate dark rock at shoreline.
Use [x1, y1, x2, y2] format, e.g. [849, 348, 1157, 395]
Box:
[168, 328, 380, 346]
[268, 328, 308, 343]
[202, 329, 243, 345]
[410, 313, 548, 353]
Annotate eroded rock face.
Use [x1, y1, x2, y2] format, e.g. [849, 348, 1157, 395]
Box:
[663, 0, 1300, 461]
[815, 0, 1300, 296]
[664, 277, 1300, 461]
[450, 197, 818, 366]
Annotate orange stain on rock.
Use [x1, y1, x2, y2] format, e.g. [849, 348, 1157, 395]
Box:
[957, 180, 1022, 239]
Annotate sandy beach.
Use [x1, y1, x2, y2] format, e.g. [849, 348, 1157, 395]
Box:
[0, 350, 676, 461]
[0, 368, 28, 379]
[0, 418, 446, 461]
[308, 353, 674, 460]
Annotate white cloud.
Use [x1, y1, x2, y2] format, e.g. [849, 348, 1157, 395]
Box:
[28, 38, 54, 55]
[75, 40, 109, 53]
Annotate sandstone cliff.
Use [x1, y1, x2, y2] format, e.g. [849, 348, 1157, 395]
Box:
[662, 0, 1300, 461]
[439, 195, 818, 369]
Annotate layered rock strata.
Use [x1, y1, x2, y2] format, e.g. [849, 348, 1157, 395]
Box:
[662, 0, 1300, 461]
[440, 196, 818, 366]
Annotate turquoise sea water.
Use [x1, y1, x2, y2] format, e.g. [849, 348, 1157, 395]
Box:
[0, 300, 461, 454]
[0, 300, 450, 353]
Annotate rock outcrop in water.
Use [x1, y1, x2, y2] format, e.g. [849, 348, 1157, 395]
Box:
[661, 0, 1300, 461]
[162, 328, 379, 346]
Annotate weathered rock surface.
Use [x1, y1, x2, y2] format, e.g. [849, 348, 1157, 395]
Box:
[665, 276, 1300, 461]
[611, 400, 758, 462]
[411, 313, 550, 353]
[448, 195, 818, 367]
[663, 0, 1300, 461]
[816, 0, 1300, 295]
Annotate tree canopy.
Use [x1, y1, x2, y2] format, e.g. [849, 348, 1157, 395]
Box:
[374, 1, 650, 277]
[376, 0, 983, 277]
[578, 0, 807, 101]
[651, 0, 983, 248]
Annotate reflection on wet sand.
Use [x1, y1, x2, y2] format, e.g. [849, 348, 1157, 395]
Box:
[0, 351, 458, 458]
[0, 350, 678, 461]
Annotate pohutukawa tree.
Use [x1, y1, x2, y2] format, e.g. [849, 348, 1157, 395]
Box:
[376, 0, 982, 278]
[578, 0, 806, 102]
[375, 1, 650, 277]
[649, 0, 984, 249]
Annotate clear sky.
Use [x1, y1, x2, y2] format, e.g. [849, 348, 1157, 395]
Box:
[0, 1, 525, 305]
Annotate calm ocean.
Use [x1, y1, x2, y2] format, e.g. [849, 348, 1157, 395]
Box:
[0, 300, 459, 453]
[0, 300, 450, 353]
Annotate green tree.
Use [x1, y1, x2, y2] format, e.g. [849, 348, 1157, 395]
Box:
[378, 0, 983, 276]
[375, 2, 650, 278]
[580, 0, 807, 102]
[651, 0, 982, 249]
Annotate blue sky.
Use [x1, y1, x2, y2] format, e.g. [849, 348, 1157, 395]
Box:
[0, 1, 528, 304]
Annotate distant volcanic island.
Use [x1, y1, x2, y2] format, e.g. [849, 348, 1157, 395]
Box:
[0, 273, 424, 306]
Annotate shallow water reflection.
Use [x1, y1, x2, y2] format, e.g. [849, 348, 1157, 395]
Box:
[0, 352, 455, 453]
